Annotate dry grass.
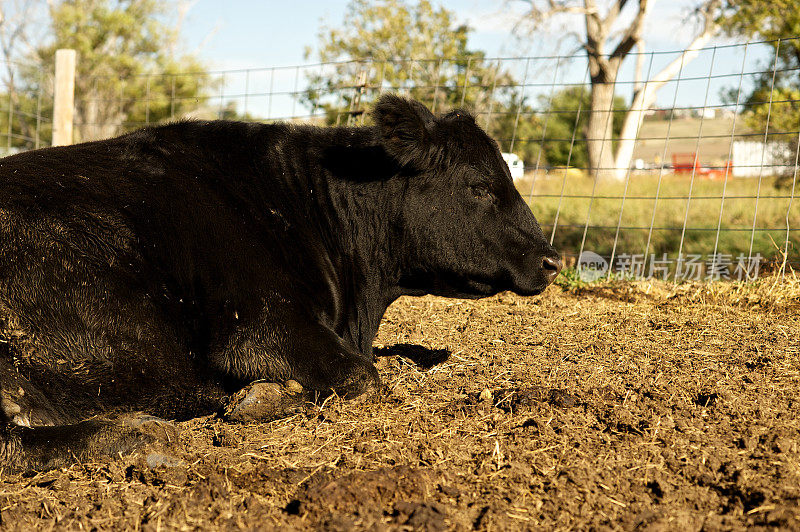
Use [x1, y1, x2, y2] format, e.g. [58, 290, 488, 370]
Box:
[0, 278, 798, 530]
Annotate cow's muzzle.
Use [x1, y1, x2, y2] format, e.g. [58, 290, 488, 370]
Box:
[542, 255, 563, 285]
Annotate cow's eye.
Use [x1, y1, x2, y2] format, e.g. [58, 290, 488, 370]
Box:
[470, 185, 495, 202]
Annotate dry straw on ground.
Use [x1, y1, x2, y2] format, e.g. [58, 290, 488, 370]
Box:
[1, 276, 798, 530]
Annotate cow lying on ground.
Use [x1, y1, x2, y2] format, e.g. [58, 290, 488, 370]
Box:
[0, 94, 561, 470]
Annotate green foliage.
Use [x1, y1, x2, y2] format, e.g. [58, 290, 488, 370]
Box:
[533, 87, 628, 170]
[718, 0, 800, 54]
[477, 87, 628, 171]
[309, 0, 471, 68]
[304, 0, 519, 135]
[32, 0, 213, 142]
[553, 267, 632, 291]
[0, 80, 47, 154]
[304, 0, 632, 171]
[482, 94, 543, 167]
[553, 267, 588, 291]
[718, 0, 800, 112]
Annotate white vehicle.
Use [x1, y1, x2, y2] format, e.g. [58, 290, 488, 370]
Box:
[501, 152, 525, 181]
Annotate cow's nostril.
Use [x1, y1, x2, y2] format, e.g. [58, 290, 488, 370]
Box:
[542, 256, 563, 284]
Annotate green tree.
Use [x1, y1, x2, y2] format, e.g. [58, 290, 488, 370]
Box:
[0, 1, 50, 152]
[0, 75, 43, 153]
[718, 0, 800, 78]
[484, 94, 543, 168]
[33, 0, 213, 143]
[304, 0, 518, 133]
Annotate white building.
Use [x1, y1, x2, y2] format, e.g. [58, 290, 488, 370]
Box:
[731, 141, 793, 177]
[501, 152, 525, 181]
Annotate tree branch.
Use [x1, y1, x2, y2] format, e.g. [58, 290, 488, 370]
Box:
[610, 0, 651, 61]
[604, 0, 630, 28]
[643, 0, 720, 95]
[633, 37, 646, 94]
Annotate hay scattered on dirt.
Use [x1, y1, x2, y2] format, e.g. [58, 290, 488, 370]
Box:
[1, 278, 798, 530]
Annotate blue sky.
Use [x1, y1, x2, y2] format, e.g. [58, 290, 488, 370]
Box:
[180, 1, 759, 68]
[176, 1, 771, 117]
[182, 1, 512, 69]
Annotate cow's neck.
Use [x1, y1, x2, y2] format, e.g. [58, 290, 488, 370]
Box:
[324, 181, 405, 357]
[307, 131, 406, 357]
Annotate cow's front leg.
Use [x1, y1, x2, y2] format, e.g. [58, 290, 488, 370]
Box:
[214, 317, 380, 423]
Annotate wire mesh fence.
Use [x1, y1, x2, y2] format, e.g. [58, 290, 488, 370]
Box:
[1, 39, 798, 280]
[0, 59, 53, 154]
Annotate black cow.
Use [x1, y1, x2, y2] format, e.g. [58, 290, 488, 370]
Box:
[0, 94, 561, 470]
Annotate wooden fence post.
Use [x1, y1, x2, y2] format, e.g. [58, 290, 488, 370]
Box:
[52, 49, 76, 146]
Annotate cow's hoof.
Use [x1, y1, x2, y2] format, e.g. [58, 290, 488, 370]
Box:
[120, 414, 180, 444]
[223, 381, 308, 423]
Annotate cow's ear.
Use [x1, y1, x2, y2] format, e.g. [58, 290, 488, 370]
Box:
[373, 94, 436, 169]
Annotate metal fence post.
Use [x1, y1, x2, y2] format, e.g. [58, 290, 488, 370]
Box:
[52, 49, 76, 146]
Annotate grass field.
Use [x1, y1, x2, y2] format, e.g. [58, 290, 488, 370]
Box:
[516, 172, 799, 275]
[1, 278, 798, 529]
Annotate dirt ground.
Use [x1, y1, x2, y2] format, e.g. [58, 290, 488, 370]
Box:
[1, 277, 798, 530]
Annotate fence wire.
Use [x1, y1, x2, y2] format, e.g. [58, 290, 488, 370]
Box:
[0, 60, 52, 154]
[2, 39, 799, 281]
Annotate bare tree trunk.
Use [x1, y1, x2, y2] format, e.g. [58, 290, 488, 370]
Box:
[613, 29, 716, 179]
[518, 0, 720, 180]
[585, 39, 619, 180]
[582, 0, 623, 180]
[586, 81, 617, 179]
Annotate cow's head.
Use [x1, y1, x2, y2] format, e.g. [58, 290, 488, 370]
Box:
[374, 94, 562, 298]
